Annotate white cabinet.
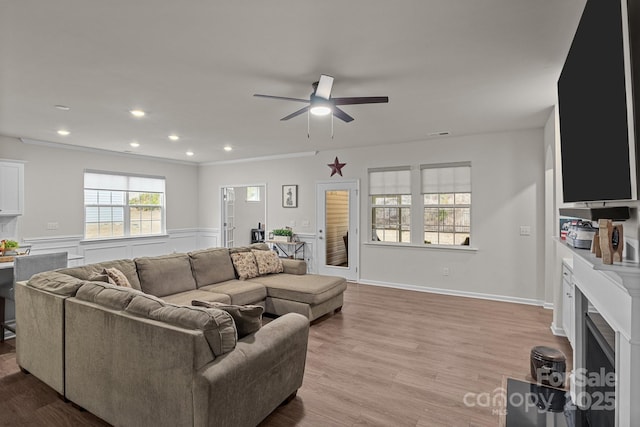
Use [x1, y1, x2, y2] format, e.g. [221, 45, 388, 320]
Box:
[0, 161, 24, 216]
[561, 262, 574, 346]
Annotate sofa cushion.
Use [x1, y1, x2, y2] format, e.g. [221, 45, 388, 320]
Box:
[135, 253, 197, 297]
[192, 300, 263, 338]
[26, 271, 85, 296]
[59, 259, 142, 291]
[200, 280, 267, 305]
[188, 247, 236, 287]
[162, 289, 231, 306]
[251, 249, 283, 275]
[126, 294, 236, 356]
[281, 259, 307, 275]
[230, 252, 259, 280]
[249, 274, 347, 305]
[76, 281, 142, 310]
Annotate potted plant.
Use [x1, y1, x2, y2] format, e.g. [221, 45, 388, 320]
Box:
[272, 229, 293, 242]
[0, 239, 19, 256]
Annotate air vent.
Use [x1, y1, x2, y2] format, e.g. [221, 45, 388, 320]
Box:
[428, 131, 451, 137]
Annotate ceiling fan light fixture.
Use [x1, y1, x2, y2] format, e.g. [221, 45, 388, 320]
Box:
[310, 105, 332, 116]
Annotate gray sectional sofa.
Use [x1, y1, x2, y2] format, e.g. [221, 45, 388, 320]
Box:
[14, 243, 347, 427]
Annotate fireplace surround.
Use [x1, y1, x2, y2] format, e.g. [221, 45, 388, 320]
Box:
[567, 247, 640, 427]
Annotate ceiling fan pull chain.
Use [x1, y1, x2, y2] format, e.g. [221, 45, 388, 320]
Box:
[331, 113, 334, 139]
[307, 109, 310, 139]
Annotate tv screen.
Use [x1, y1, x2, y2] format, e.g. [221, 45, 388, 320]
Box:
[558, 0, 635, 203]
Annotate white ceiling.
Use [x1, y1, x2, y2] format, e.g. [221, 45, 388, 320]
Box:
[0, 0, 586, 163]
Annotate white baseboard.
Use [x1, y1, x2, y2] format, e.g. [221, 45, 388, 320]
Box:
[357, 279, 546, 306]
[550, 322, 567, 337]
[543, 302, 555, 310]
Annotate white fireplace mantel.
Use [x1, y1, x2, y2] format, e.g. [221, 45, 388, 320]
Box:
[561, 242, 640, 427]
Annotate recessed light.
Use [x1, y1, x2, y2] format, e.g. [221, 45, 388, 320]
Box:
[186, 151, 194, 156]
[57, 129, 70, 136]
[55, 105, 70, 111]
[130, 141, 140, 148]
[129, 109, 146, 118]
[223, 145, 232, 152]
[168, 134, 180, 141]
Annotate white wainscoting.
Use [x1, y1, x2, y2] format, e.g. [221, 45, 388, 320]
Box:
[295, 233, 316, 273]
[22, 228, 221, 266]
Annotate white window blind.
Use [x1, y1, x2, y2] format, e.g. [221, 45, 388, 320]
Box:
[368, 167, 411, 195]
[421, 163, 471, 193]
[84, 171, 165, 192]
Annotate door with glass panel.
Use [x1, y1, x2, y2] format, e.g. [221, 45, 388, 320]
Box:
[316, 180, 358, 281]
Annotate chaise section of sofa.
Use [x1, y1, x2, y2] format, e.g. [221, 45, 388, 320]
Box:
[64, 281, 309, 427]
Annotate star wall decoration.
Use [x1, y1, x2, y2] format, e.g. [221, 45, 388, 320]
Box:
[328, 157, 346, 177]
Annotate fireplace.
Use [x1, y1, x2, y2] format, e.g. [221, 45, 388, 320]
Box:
[583, 312, 615, 426]
[569, 250, 640, 427]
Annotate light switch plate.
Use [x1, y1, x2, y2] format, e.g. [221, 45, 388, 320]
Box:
[520, 225, 531, 236]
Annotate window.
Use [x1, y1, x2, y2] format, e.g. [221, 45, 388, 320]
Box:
[246, 186, 261, 202]
[421, 163, 471, 245]
[369, 167, 411, 243]
[84, 171, 165, 239]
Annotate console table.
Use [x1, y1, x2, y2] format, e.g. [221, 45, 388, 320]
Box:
[266, 240, 305, 260]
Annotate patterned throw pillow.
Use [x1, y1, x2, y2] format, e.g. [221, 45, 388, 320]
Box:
[230, 252, 259, 280]
[103, 267, 132, 288]
[251, 249, 283, 275]
[88, 271, 116, 285]
[192, 300, 264, 337]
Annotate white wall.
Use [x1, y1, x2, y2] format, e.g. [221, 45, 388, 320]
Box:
[0, 135, 199, 237]
[199, 129, 547, 302]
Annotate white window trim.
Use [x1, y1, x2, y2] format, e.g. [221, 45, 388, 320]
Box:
[367, 163, 473, 247]
[83, 170, 166, 240]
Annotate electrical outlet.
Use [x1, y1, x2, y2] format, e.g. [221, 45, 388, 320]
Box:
[443, 267, 450, 276]
[520, 225, 531, 236]
[47, 222, 59, 230]
[302, 220, 310, 227]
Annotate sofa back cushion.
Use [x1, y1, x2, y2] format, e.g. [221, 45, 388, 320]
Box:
[126, 294, 237, 356]
[228, 242, 270, 254]
[76, 281, 142, 310]
[188, 248, 236, 287]
[135, 254, 197, 297]
[58, 259, 142, 291]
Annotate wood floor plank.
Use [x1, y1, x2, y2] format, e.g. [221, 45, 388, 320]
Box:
[0, 283, 572, 426]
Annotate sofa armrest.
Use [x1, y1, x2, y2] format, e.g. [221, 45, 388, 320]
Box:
[15, 281, 68, 394]
[281, 258, 307, 275]
[194, 313, 309, 427]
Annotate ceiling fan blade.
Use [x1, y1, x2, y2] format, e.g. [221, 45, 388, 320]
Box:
[333, 96, 389, 105]
[315, 74, 334, 100]
[254, 94, 310, 103]
[333, 106, 354, 123]
[281, 106, 310, 121]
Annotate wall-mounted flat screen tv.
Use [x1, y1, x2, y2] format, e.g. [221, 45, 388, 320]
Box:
[557, 0, 639, 203]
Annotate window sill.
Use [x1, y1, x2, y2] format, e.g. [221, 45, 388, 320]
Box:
[80, 234, 169, 244]
[363, 241, 478, 252]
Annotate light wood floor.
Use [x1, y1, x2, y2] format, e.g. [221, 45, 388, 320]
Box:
[0, 283, 572, 427]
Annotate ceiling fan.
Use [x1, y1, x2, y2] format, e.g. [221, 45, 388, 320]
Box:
[253, 74, 389, 123]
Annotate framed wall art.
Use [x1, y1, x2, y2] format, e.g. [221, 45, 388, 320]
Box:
[282, 185, 298, 208]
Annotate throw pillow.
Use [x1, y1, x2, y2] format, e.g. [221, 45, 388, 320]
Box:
[89, 271, 116, 285]
[230, 252, 259, 280]
[192, 300, 264, 337]
[251, 249, 284, 275]
[103, 267, 132, 288]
